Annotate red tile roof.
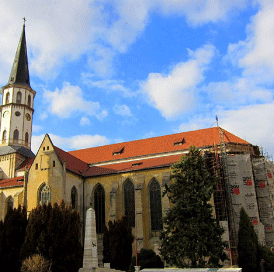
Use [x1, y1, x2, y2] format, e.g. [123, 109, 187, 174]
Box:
[0, 176, 24, 188]
[85, 154, 182, 177]
[17, 157, 35, 170]
[68, 127, 250, 164]
[54, 146, 89, 176]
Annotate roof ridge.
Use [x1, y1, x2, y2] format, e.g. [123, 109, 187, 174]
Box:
[68, 127, 219, 154]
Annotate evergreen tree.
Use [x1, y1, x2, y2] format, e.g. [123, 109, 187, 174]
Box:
[21, 201, 82, 272]
[238, 207, 259, 272]
[0, 205, 27, 271]
[103, 216, 134, 270]
[130, 248, 164, 272]
[160, 146, 226, 268]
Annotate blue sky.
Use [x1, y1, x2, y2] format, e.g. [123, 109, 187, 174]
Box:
[0, 0, 274, 158]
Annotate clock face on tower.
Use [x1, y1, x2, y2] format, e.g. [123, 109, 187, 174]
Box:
[26, 113, 31, 121]
[3, 111, 9, 118]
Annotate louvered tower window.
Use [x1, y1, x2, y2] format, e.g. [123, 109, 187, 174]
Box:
[27, 95, 31, 107]
[94, 184, 105, 233]
[124, 179, 135, 227]
[150, 179, 163, 231]
[25, 132, 29, 144]
[16, 91, 22, 104]
[5, 92, 10, 104]
[13, 129, 19, 142]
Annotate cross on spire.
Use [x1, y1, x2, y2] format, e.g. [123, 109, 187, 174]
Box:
[23, 17, 26, 26]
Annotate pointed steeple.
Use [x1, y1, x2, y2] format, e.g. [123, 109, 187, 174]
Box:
[6, 21, 30, 88]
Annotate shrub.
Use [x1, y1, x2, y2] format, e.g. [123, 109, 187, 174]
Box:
[21, 254, 51, 272]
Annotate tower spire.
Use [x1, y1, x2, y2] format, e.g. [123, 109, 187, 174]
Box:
[6, 21, 30, 87]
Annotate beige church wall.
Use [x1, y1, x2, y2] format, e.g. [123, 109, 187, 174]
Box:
[0, 155, 13, 179]
[26, 136, 65, 213]
[84, 166, 172, 252]
[0, 186, 24, 220]
[65, 171, 84, 216]
[0, 153, 25, 179]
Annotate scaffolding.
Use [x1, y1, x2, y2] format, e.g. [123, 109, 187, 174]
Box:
[206, 127, 271, 264]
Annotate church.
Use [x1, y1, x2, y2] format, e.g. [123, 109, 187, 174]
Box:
[0, 23, 274, 266]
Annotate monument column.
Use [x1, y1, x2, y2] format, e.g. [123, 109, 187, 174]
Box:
[79, 208, 98, 272]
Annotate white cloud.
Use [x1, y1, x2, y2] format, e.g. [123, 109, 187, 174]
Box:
[32, 133, 110, 153]
[113, 104, 132, 116]
[226, 1, 274, 83]
[177, 103, 274, 157]
[80, 117, 91, 126]
[0, 0, 249, 81]
[32, 124, 43, 133]
[202, 78, 274, 107]
[81, 73, 136, 97]
[154, 0, 248, 25]
[140, 44, 216, 119]
[44, 82, 107, 119]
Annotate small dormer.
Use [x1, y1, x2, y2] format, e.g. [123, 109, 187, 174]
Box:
[173, 138, 185, 146]
[112, 146, 124, 156]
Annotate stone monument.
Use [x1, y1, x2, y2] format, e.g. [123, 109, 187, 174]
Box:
[79, 208, 99, 272]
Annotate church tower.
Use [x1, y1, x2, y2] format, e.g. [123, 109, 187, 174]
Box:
[0, 22, 35, 150]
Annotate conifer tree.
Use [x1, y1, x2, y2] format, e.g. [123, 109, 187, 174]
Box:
[238, 207, 259, 272]
[160, 146, 226, 268]
[103, 216, 134, 270]
[21, 201, 82, 272]
[130, 248, 164, 272]
[0, 205, 27, 271]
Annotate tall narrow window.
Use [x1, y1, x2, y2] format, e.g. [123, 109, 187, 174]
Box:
[94, 184, 105, 233]
[71, 186, 78, 210]
[27, 95, 31, 107]
[25, 132, 29, 144]
[5, 92, 10, 104]
[150, 179, 163, 231]
[124, 179, 135, 227]
[38, 184, 51, 205]
[7, 196, 14, 211]
[16, 91, 22, 104]
[2, 130, 7, 142]
[13, 129, 19, 142]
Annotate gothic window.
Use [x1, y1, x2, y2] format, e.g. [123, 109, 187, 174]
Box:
[7, 196, 14, 211]
[150, 179, 163, 231]
[2, 130, 7, 142]
[5, 92, 10, 104]
[71, 186, 78, 210]
[13, 129, 19, 142]
[27, 95, 31, 107]
[124, 179, 135, 227]
[16, 91, 22, 104]
[94, 184, 105, 233]
[38, 184, 51, 205]
[25, 132, 29, 144]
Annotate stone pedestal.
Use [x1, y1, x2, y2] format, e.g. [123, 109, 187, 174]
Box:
[79, 208, 98, 271]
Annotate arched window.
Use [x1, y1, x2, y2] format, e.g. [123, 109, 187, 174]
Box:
[150, 179, 163, 231]
[25, 132, 29, 144]
[16, 91, 22, 104]
[7, 196, 14, 211]
[2, 130, 7, 142]
[94, 184, 105, 233]
[27, 95, 31, 107]
[13, 129, 19, 142]
[71, 186, 78, 210]
[124, 179, 135, 227]
[38, 184, 51, 205]
[5, 92, 10, 104]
